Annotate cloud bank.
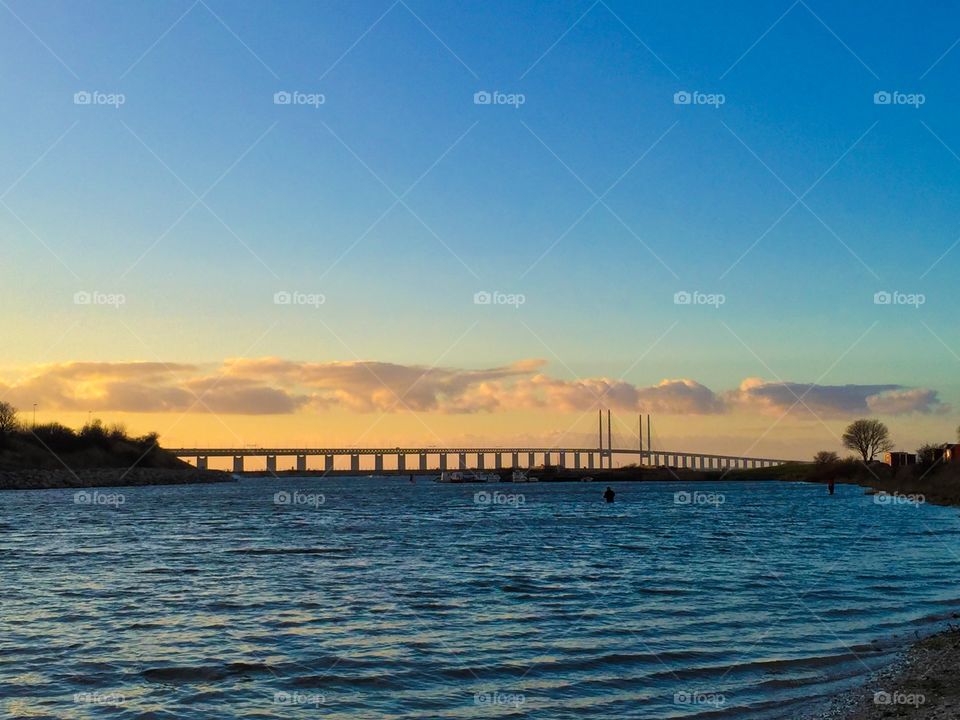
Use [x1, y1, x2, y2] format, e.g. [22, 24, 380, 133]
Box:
[0, 359, 945, 418]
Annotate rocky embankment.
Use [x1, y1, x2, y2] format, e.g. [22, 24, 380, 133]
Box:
[0, 467, 234, 491]
[814, 627, 960, 719]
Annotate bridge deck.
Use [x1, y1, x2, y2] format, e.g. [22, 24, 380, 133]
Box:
[166, 447, 797, 463]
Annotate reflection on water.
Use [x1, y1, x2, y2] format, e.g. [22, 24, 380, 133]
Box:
[1, 478, 959, 718]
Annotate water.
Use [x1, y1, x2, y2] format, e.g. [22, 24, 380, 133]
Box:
[2, 478, 959, 719]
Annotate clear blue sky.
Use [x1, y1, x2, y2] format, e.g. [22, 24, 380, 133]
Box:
[2, 0, 959, 411]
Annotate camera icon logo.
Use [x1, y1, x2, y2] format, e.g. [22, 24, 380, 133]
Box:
[474, 491, 491, 505]
[273, 291, 292, 305]
[873, 91, 892, 105]
[474, 290, 492, 305]
[73, 91, 92, 105]
[73, 291, 92, 305]
[274, 91, 292, 105]
[673, 291, 692, 305]
[873, 291, 892, 305]
[273, 491, 291, 505]
[74, 490, 92, 504]
[674, 491, 692, 505]
[474, 90, 492, 105]
[673, 91, 692, 105]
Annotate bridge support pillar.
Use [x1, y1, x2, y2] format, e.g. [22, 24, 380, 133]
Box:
[528, 452, 535, 468]
[350, 454, 359, 472]
[266, 455, 277, 473]
[476, 453, 484, 470]
[459, 453, 467, 470]
[588, 453, 595, 469]
[196, 456, 207, 470]
[397, 454, 406, 473]
[374, 454, 383, 473]
[297, 455, 307, 472]
[439, 454, 447, 471]
[325, 454, 334, 472]
[233, 455, 244, 473]
[419, 453, 428, 471]
[559, 451, 566, 468]
[574, 452, 580, 469]
[511, 452, 519, 468]
[495, 453, 502, 470]
[543, 452, 551, 467]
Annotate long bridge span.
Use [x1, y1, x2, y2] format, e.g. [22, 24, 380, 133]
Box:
[167, 447, 799, 474]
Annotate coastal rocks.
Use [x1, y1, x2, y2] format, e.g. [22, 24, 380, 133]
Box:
[0, 468, 234, 491]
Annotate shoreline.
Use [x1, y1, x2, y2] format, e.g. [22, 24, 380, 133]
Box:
[813, 626, 960, 719]
[0, 467, 234, 491]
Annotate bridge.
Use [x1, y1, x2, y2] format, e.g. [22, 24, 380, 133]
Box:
[167, 446, 798, 474]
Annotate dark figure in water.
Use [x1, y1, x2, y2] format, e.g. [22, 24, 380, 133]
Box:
[603, 486, 616, 503]
[828, 478, 835, 495]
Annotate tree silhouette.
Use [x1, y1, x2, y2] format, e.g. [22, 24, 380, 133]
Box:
[842, 418, 893, 462]
[0, 401, 18, 434]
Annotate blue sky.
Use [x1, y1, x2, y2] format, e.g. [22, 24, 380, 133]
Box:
[1, 1, 959, 451]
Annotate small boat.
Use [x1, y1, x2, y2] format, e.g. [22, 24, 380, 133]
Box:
[437, 471, 499, 483]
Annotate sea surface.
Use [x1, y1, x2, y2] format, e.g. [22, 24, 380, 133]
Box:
[2, 478, 960, 719]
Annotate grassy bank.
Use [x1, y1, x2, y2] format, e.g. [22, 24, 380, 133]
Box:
[0, 419, 189, 471]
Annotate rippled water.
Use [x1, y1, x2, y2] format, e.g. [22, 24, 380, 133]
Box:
[2, 478, 960, 719]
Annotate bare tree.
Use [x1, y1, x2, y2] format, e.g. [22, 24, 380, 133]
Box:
[842, 418, 893, 462]
[813, 450, 840, 464]
[917, 443, 944, 467]
[0, 401, 19, 433]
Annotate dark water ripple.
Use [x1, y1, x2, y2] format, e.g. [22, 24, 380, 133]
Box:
[2, 479, 960, 718]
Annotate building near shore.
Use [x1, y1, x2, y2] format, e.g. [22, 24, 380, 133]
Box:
[884, 452, 917, 468]
[945, 444, 960, 463]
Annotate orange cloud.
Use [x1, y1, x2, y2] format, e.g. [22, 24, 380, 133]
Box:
[0, 360, 946, 418]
